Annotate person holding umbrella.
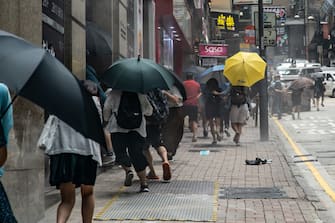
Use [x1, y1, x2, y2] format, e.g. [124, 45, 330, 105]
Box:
[0, 83, 17, 223]
[39, 81, 104, 223]
[223, 51, 266, 145]
[103, 89, 153, 192]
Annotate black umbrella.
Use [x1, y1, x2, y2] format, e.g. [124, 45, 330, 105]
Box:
[86, 21, 113, 56]
[101, 56, 174, 93]
[86, 22, 113, 75]
[0, 30, 106, 146]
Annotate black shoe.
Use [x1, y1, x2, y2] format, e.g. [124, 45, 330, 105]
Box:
[124, 170, 134, 186]
[203, 130, 208, 137]
[224, 129, 230, 137]
[139, 184, 149, 192]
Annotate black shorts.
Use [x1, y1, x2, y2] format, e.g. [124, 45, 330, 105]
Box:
[49, 153, 98, 189]
[143, 124, 164, 150]
[183, 105, 198, 122]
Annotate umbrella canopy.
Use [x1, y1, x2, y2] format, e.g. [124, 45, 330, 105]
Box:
[0, 30, 106, 146]
[86, 22, 113, 75]
[224, 52, 266, 87]
[196, 65, 225, 84]
[288, 77, 314, 91]
[86, 21, 113, 56]
[101, 56, 174, 93]
[183, 65, 206, 76]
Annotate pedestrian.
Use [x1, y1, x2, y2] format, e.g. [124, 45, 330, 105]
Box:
[313, 77, 325, 111]
[288, 87, 303, 120]
[38, 81, 104, 223]
[161, 86, 184, 161]
[219, 79, 231, 138]
[0, 83, 18, 223]
[86, 66, 115, 166]
[183, 73, 202, 142]
[204, 78, 223, 144]
[143, 88, 171, 181]
[269, 74, 284, 119]
[229, 86, 250, 145]
[198, 84, 209, 138]
[103, 89, 153, 192]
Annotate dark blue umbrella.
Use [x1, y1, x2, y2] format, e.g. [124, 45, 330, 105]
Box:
[0, 30, 106, 147]
[196, 65, 225, 85]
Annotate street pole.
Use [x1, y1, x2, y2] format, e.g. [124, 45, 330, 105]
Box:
[258, 0, 269, 141]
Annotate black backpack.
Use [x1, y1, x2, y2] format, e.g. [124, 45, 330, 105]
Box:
[230, 88, 247, 106]
[145, 88, 169, 125]
[115, 92, 142, 129]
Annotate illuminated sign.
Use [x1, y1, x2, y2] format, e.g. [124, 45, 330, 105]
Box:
[211, 12, 238, 32]
[198, 44, 228, 57]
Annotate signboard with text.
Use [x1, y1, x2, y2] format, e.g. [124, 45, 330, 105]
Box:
[254, 12, 276, 47]
[211, 12, 239, 32]
[198, 44, 228, 57]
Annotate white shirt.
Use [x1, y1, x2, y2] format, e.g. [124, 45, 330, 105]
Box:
[103, 89, 153, 137]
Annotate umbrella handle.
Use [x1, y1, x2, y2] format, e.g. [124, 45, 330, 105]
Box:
[0, 94, 18, 120]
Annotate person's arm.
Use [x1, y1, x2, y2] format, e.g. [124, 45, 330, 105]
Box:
[162, 90, 181, 104]
[102, 93, 113, 127]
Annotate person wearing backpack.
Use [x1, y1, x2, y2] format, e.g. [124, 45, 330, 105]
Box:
[229, 86, 250, 145]
[142, 88, 171, 181]
[103, 89, 153, 192]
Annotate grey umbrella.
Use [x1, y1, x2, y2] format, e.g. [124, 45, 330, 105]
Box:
[0, 30, 106, 146]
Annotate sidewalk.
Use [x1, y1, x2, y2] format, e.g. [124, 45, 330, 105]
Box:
[40, 118, 325, 223]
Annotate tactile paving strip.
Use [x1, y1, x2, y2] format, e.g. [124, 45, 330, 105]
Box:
[95, 180, 218, 221]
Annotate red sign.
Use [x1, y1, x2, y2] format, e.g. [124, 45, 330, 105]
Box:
[198, 44, 228, 57]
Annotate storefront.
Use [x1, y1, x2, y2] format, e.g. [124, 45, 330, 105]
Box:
[155, 0, 192, 76]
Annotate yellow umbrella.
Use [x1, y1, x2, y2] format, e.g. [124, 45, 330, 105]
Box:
[223, 51, 266, 87]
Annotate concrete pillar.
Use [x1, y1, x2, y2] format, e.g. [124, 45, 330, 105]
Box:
[0, 1, 45, 223]
[64, 0, 86, 79]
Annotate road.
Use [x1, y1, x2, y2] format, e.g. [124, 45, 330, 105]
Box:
[273, 96, 335, 221]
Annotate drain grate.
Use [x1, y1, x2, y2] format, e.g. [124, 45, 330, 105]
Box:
[219, 187, 286, 199]
[95, 180, 218, 221]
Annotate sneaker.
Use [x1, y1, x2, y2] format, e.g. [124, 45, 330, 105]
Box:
[162, 162, 171, 181]
[102, 153, 116, 167]
[212, 140, 217, 145]
[203, 129, 208, 138]
[192, 137, 197, 142]
[224, 129, 230, 137]
[124, 170, 134, 186]
[139, 184, 150, 192]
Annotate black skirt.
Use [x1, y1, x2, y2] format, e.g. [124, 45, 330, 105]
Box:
[49, 153, 98, 188]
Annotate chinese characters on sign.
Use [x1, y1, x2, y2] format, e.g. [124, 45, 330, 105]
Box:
[212, 12, 238, 32]
[217, 14, 235, 31]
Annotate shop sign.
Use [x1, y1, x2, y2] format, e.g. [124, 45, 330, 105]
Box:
[211, 12, 238, 32]
[198, 44, 228, 57]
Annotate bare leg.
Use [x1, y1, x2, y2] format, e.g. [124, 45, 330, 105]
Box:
[157, 146, 171, 180]
[57, 182, 76, 223]
[191, 121, 198, 142]
[316, 98, 320, 111]
[81, 185, 94, 223]
[143, 149, 158, 178]
[209, 118, 217, 143]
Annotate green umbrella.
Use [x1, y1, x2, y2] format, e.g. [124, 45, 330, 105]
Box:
[101, 56, 174, 93]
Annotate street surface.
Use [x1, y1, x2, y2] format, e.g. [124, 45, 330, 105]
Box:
[274, 96, 335, 221]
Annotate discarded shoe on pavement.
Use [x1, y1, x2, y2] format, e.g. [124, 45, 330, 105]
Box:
[245, 157, 272, 165]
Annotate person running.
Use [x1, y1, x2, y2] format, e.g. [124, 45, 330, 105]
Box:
[143, 88, 171, 181]
[103, 90, 153, 192]
[203, 78, 223, 144]
[183, 73, 201, 142]
[229, 86, 250, 145]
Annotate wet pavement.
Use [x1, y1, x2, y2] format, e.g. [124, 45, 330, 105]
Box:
[39, 117, 331, 223]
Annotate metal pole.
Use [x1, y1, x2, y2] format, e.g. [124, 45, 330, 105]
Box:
[258, 0, 269, 141]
